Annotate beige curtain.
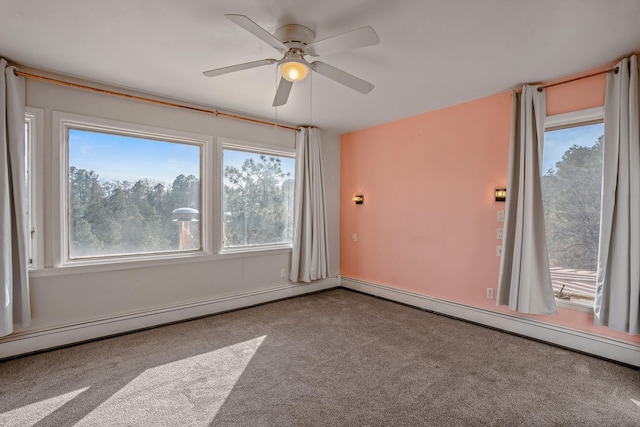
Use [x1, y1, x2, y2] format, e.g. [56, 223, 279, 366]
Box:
[595, 55, 640, 334]
[1, 58, 30, 336]
[497, 85, 557, 315]
[290, 127, 330, 282]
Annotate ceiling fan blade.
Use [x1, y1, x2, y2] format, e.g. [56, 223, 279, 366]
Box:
[310, 61, 374, 94]
[272, 78, 294, 107]
[203, 59, 276, 77]
[306, 26, 379, 57]
[225, 14, 287, 53]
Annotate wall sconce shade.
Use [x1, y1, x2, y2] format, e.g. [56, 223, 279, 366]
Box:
[495, 188, 507, 202]
[352, 195, 364, 204]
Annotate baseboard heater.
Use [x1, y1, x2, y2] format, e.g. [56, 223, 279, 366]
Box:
[0, 278, 339, 360]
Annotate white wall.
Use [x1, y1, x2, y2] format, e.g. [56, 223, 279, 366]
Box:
[0, 72, 340, 357]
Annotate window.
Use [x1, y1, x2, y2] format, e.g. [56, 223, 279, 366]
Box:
[542, 108, 604, 305]
[221, 145, 295, 250]
[55, 113, 207, 264]
[25, 114, 33, 267]
[25, 108, 42, 269]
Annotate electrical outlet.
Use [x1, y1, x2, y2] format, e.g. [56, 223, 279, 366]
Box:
[352, 233, 357, 241]
[280, 268, 286, 278]
[497, 210, 505, 222]
[496, 245, 502, 257]
[497, 227, 504, 240]
[486, 288, 494, 299]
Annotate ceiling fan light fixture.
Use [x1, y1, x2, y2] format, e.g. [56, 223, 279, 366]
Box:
[279, 57, 310, 82]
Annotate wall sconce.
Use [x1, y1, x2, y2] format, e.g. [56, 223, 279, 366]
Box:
[352, 195, 364, 205]
[495, 188, 506, 202]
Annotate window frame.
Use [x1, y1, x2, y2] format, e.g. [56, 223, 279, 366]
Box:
[52, 111, 212, 267]
[544, 106, 604, 312]
[218, 138, 296, 254]
[25, 107, 44, 270]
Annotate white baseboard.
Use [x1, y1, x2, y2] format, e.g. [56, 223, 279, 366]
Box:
[0, 278, 339, 359]
[340, 276, 640, 368]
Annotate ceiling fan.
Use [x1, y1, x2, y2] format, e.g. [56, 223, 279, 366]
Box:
[203, 14, 380, 107]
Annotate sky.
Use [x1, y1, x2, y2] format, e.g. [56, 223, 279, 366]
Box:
[70, 125, 597, 185]
[69, 129, 200, 185]
[543, 122, 603, 174]
[68, 129, 295, 185]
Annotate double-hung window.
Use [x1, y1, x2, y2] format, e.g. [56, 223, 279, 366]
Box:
[221, 142, 295, 251]
[542, 107, 604, 307]
[54, 112, 208, 265]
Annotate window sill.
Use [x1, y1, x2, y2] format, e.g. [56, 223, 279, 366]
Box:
[219, 244, 292, 256]
[555, 297, 593, 313]
[29, 246, 291, 278]
[30, 252, 212, 277]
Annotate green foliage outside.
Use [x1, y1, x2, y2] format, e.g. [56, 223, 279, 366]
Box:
[69, 153, 294, 257]
[69, 166, 200, 258]
[542, 135, 603, 271]
[223, 154, 294, 247]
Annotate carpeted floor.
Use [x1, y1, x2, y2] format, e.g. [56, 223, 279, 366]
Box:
[0, 288, 639, 426]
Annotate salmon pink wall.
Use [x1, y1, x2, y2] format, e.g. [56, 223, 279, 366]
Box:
[341, 71, 640, 345]
[341, 92, 510, 304]
[546, 73, 605, 116]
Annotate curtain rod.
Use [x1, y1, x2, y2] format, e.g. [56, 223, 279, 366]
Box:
[537, 67, 619, 92]
[13, 70, 301, 132]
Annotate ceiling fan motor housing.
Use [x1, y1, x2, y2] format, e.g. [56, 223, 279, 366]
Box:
[275, 24, 315, 50]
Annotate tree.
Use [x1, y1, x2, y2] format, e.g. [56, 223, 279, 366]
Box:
[223, 155, 292, 246]
[542, 135, 603, 271]
[68, 168, 201, 257]
[69, 166, 106, 256]
[169, 174, 199, 209]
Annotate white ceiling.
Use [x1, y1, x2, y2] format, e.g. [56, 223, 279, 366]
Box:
[2, 0, 640, 135]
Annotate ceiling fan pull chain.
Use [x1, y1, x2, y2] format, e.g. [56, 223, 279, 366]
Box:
[274, 66, 278, 127]
[309, 72, 313, 126]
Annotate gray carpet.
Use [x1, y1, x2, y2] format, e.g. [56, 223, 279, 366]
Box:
[0, 288, 639, 426]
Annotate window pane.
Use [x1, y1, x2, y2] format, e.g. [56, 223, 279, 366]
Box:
[68, 129, 201, 258]
[223, 149, 295, 248]
[542, 123, 603, 298]
[25, 119, 32, 266]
